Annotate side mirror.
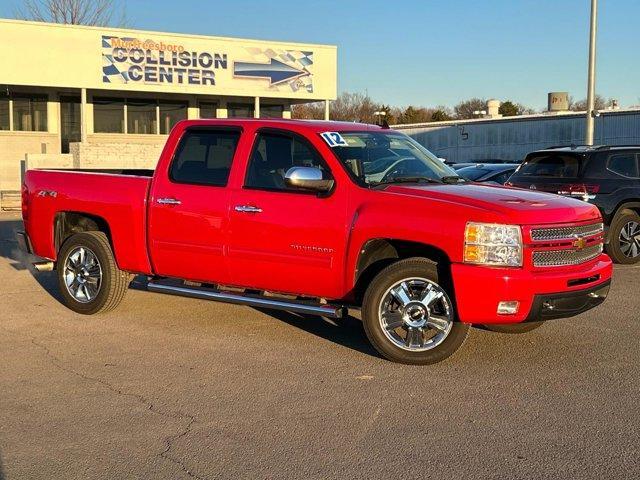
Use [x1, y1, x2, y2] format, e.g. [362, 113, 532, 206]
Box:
[284, 166, 334, 193]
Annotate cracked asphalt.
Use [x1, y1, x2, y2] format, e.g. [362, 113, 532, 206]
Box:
[0, 211, 638, 479]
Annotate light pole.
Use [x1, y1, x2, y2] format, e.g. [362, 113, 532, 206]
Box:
[585, 0, 598, 145]
[373, 111, 387, 126]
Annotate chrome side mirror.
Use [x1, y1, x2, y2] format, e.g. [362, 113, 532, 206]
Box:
[284, 166, 334, 193]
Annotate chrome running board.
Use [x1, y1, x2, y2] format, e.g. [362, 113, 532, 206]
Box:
[147, 281, 346, 318]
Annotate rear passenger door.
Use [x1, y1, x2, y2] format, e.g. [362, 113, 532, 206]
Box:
[577, 151, 640, 221]
[148, 127, 241, 283]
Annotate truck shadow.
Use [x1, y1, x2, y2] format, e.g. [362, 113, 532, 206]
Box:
[0, 447, 5, 480]
[0, 217, 64, 303]
[252, 307, 380, 358]
[0, 218, 29, 271]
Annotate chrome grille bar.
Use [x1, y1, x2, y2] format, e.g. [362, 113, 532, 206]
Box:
[532, 244, 603, 267]
[531, 223, 603, 242]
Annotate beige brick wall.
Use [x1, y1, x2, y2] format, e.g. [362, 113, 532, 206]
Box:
[25, 153, 74, 170]
[0, 131, 60, 191]
[70, 136, 167, 169]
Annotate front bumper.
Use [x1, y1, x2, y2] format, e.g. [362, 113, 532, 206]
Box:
[452, 254, 613, 324]
[523, 280, 610, 322]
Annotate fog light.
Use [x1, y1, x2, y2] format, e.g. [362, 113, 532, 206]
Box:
[497, 301, 520, 315]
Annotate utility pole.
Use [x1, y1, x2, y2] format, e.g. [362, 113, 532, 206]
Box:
[585, 0, 598, 145]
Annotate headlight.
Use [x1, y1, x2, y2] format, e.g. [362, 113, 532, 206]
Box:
[464, 222, 523, 267]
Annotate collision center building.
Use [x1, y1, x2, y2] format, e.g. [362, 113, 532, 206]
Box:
[0, 19, 337, 206]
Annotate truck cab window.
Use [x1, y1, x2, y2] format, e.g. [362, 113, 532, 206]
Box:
[170, 130, 240, 186]
[246, 132, 328, 190]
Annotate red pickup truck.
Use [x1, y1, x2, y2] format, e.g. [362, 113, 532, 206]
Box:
[18, 119, 612, 364]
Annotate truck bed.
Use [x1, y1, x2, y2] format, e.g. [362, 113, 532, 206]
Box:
[44, 168, 155, 177]
[22, 169, 153, 274]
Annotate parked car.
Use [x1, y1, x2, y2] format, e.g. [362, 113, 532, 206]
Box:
[18, 120, 612, 364]
[508, 145, 640, 264]
[449, 159, 510, 170]
[456, 163, 520, 184]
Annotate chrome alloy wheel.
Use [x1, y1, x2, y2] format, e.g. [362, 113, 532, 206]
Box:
[619, 221, 640, 258]
[378, 277, 454, 352]
[63, 246, 103, 303]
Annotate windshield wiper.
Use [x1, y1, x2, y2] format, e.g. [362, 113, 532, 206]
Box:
[372, 176, 443, 186]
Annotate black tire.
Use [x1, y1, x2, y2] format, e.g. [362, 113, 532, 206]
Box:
[57, 231, 130, 315]
[361, 257, 469, 365]
[605, 211, 640, 264]
[484, 322, 544, 334]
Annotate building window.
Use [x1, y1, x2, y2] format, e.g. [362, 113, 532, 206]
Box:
[159, 101, 187, 134]
[199, 102, 217, 119]
[13, 94, 47, 131]
[128, 100, 157, 134]
[60, 96, 81, 153]
[94, 97, 125, 133]
[260, 105, 284, 119]
[0, 93, 9, 131]
[228, 103, 254, 118]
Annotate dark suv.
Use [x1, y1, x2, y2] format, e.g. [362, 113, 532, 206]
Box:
[507, 145, 640, 264]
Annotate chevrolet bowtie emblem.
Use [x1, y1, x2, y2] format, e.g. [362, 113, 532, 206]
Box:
[572, 235, 587, 250]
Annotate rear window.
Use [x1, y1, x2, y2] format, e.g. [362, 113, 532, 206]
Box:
[607, 153, 639, 178]
[170, 129, 241, 186]
[515, 153, 582, 178]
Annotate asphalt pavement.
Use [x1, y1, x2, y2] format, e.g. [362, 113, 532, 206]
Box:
[0, 211, 638, 479]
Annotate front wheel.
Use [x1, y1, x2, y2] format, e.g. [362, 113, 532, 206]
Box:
[605, 211, 640, 264]
[361, 258, 469, 365]
[57, 231, 130, 315]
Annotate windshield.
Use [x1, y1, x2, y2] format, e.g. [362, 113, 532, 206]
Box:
[329, 131, 460, 185]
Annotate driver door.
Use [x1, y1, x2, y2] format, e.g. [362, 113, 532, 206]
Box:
[227, 129, 349, 299]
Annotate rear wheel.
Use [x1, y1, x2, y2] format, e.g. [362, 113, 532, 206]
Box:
[57, 232, 130, 315]
[362, 258, 469, 365]
[606, 211, 640, 264]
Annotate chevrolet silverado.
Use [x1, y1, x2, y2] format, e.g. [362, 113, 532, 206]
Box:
[18, 119, 613, 364]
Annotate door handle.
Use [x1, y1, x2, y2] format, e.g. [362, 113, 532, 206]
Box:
[234, 205, 262, 213]
[157, 197, 181, 205]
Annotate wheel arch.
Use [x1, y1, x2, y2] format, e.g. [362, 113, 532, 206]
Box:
[612, 200, 640, 218]
[351, 238, 453, 304]
[54, 211, 114, 256]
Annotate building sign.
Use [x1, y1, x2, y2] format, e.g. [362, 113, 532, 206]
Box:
[102, 35, 315, 93]
[0, 19, 336, 100]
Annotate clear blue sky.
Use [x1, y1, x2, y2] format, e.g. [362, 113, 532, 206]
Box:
[3, 0, 638, 109]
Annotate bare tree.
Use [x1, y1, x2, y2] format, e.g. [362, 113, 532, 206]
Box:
[291, 102, 325, 120]
[454, 98, 487, 119]
[292, 92, 380, 123]
[569, 94, 613, 112]
[16, 0, 126, 26]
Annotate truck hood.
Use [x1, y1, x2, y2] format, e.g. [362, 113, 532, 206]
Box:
[384, 183, 601, 225]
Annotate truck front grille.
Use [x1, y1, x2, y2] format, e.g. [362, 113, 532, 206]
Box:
[531, 223, 603, 242]
[532, 244, 603, 267]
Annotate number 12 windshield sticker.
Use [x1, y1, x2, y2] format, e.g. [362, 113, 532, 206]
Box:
[321, 132, 349, 147]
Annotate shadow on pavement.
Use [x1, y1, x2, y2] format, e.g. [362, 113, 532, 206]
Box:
[0, 218, 27, 271]
[0, 216, 63, 304]
[0, 448, 5, 480]
[252, 307, 380, 358]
